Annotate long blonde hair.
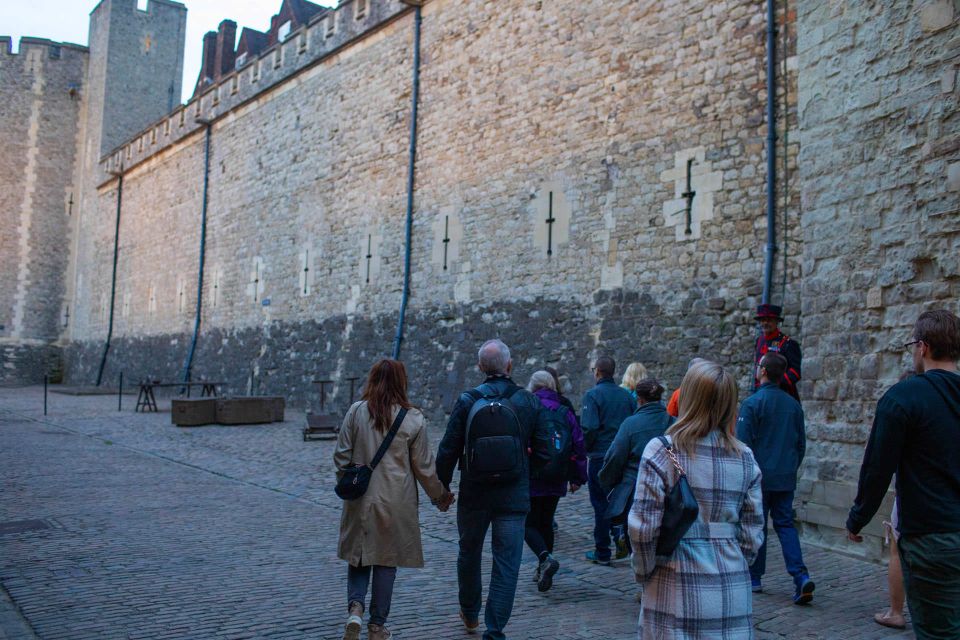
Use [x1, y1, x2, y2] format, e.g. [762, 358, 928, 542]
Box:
[620, 362, 648, 391]
[666, 360, 742, 454]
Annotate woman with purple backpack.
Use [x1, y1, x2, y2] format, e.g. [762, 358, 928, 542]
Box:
[524, 370, 588, 592]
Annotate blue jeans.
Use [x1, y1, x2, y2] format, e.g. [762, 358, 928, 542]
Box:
[587, 456, 612, 560]
[750, 490, 808, 586]
[347, 564, 396, 625]
[457, 507, 526, 640]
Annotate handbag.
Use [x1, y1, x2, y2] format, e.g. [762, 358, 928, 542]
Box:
[654, 435, 700, 557]
[335, 407, 407, 501]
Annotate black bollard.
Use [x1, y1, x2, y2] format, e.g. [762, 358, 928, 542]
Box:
[44, 374, 48, 416]
[118, 371, 123, 411]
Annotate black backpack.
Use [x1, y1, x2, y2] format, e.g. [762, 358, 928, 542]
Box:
[531, 404, 574, 484]
[463, 384, 525, 484]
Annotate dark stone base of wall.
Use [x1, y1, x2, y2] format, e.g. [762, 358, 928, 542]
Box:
[1, 342, 64, 385]
[64, 291, 758, 425]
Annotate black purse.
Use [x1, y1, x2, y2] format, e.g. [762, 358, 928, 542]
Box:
[654, 435, 700, 557]
[335, 408, 407, 501]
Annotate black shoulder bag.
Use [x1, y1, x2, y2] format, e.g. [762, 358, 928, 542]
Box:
[655, 435, 700, 556]
[335, 408, 407, 501]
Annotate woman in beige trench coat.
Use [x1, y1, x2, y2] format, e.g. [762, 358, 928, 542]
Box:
[334, 359, 453, 640]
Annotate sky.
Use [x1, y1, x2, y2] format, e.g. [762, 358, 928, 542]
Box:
[2, 0, 337, 103]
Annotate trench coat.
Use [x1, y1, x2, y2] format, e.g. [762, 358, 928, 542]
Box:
[335, 401, 445, 568]
[629, 431, 764, 639]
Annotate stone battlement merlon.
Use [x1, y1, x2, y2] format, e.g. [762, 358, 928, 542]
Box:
[0, 36, 89, 57]
[97, 0, 411, 186]
[88, 0, 186, 18]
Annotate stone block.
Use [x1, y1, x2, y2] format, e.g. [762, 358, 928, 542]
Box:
[920, 1, 955, 32]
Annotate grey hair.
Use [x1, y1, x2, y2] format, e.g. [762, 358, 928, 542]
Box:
[478, 339, 511, 374]
[527, 370, 556, 393]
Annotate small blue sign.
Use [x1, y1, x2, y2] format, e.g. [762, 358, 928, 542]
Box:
[261, 298, 271, 306]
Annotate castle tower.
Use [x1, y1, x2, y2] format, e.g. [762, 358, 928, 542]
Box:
[85, 0, 187, 157]
[0, 37, 88, 382]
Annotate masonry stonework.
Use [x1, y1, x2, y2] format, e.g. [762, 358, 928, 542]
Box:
[3, 0, 958, 560]
[795, 1, 960, 556]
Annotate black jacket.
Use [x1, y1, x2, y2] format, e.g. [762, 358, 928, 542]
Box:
[598, 402, 673, 518]
[847, 369, 960, 536]
[436, 375, 551, 513]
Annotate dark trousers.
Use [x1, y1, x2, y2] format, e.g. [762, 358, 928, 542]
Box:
[587, 456, 612, 560]
[899, 531, 960, 640]
[524, 495, 560, 559]
[457, 507, 526, 640]
[347, 564, 397, 626]
[749, 490, 807, 586]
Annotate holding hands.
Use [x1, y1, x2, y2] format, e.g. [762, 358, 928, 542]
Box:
[434, 489, 456, 512]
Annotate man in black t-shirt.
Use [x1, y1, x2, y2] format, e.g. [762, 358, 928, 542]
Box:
[847, 309, 960, 639]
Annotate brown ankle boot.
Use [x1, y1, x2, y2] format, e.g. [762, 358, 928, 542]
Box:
[367, 623, 392, 640]
[342, 601, 363, 640]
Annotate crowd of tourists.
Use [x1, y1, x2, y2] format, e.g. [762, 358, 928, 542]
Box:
[332, 307, 960, 640]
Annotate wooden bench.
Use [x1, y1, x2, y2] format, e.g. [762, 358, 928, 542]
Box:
[135, 380, 224, 413]
[303, 377, 361, 441]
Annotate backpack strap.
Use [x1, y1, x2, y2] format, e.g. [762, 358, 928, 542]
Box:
[369, 408, 408, 470]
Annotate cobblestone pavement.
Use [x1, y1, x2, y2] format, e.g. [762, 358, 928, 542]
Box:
[0, 387, 915, 639]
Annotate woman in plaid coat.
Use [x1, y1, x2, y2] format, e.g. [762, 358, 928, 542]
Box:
[629, 360, 765, 639]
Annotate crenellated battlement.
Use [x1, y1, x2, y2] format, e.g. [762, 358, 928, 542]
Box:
[97, 0, 411, 184]
[0, 36, 88, 59]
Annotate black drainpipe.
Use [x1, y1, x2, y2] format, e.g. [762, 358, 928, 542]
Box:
[181, 121, 213, 383]
[761, 0, 777, 305]
[95, 167, 123, 386]
[392, 1, 423, 360]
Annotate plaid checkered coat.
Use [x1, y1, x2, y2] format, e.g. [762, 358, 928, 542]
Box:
[629, 431, 764, 639]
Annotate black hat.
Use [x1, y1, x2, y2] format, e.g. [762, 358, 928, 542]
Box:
[755, 304, 783, 321]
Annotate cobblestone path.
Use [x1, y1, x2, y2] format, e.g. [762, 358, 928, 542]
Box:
[0, 387, 914, 639]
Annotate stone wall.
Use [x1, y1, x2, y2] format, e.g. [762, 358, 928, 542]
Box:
[66, 0, 801, 420]
[0, 38, 86, 383]
[796, 0, 960, 557]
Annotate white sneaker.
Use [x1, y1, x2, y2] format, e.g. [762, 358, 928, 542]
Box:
[343, 601, 363, 640]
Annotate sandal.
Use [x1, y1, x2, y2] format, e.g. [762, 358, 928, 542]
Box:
[873, 610, 906, 630]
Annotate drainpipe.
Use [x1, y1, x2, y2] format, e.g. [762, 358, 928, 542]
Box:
[392, 1, 424, 360]
[95, 167, 123, 386]
[181, 120, 213, 384]
[761, 0, 777, 305]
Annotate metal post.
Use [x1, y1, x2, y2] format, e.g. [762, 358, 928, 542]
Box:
[44, 375, 48, 415]
[182, 121, 213, 385]
[118, 371, 123, 411]
[762, 0, 778, 305]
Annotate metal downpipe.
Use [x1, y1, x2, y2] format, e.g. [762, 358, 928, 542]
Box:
[392, 3, 423, 360]
[181, 121, 213, 383]
[762, 0, 778, 305]
[95, 169, 123, 386]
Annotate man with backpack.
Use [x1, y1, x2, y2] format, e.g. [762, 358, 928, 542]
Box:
[580, 355, 636, 564]
[436, 339, 552, 640]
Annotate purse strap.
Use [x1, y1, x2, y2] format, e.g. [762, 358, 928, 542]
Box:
[369, 407, 408, 470]
[657, 435, 687, 478]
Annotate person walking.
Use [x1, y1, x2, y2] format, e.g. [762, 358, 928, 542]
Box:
[436, 339, 551, 640]
[524, 371, 587, 592]
[737, 352, 815, 604]
[599, 378, 673, 557]
[629, 360, 764, 639]
[620, 362, 648, 400]
[580, 355, 636, 564]
[334, 359, 454, 640]
[847, 309, 960, 640]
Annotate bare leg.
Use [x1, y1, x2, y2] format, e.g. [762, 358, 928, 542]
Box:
[888, 536, 905, 617]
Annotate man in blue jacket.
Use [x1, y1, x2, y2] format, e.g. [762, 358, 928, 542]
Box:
[737, 352, 815, 605]
[580, 355, 635, 564]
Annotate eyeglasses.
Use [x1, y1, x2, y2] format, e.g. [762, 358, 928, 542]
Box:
[903, 339, 923, 350]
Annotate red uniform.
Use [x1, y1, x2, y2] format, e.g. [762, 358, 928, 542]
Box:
[754, 330, 802, 401]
